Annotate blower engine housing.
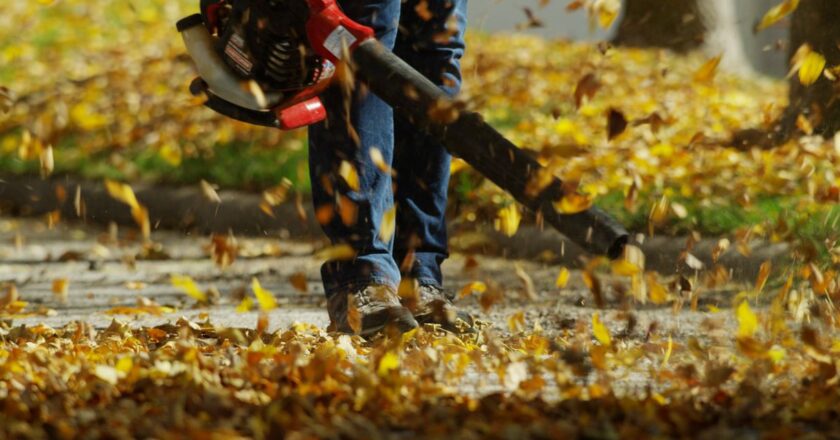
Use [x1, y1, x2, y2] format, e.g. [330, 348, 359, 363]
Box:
[178, 0, 334, 128]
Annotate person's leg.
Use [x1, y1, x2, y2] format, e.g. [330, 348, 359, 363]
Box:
[392, 0, 468, 289]
[308, 0, 407, 324]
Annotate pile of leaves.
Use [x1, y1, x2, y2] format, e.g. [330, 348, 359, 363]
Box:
[2, 297, 840, 438]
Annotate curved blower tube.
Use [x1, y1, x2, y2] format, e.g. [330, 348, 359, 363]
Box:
[177, 14, 283, 110]
[352, 40, 629, 258]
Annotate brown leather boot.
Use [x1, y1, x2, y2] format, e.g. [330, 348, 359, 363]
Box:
[327, 285, 419, 336]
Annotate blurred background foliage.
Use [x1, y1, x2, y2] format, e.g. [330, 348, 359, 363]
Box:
[1, 0, 839, 253]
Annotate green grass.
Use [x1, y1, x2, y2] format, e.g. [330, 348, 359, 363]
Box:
[0, 137, 311, 191]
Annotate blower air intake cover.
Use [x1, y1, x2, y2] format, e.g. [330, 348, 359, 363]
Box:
[201, 0, 327, 94]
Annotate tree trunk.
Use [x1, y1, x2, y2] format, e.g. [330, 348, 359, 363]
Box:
[612, 0, 754, 74]
[785, 0, 840, 137]
[612, 0, 705, 53]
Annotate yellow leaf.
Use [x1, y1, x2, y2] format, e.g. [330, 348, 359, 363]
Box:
[339, 161, 360, 191]
[105, 180, 139, 211]
[378, 351, 400, 376]
[458, 281, 487, 298]
[158, 143, 182, 167]
[314, 244, 357, 261]
[369, 148, 390, 173]
[116, 356, 134, 374]
[379, 205, 397, 243]
[105, 180, 150, 240]
[171, 275, 207, 302]
[591, 312, 611, 347]
[694, 54, 722, 83]
[647, 273, 669, 304]
[52, 278, 69, 303]
[756, 0, 799, 31]
[554, 192, 593, 214]
[798, 51, 826, 86]
[755, 261, 772, 293]
[555, 267, 570, 288]
[768, 346, 785, 363]
[236, 296, 254, 313]
[450, 158, 468, 174]
[496, 204, 521, 237]
[594, 0, 619, 29]
[661, 335, 673, 367]
[508, 311, 525, 332]
[251, 277, 278, 311]
[736, 301, 758, 339]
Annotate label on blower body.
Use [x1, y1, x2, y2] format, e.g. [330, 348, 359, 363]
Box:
[323, 26, 357, 59]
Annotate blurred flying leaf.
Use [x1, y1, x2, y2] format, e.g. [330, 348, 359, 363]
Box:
[200, 180, 221, 204]
[251, 278, 278, 311]
[693, 54, 722, 83]
[755, 261, 772, 293]
[289, 272, 308, 293]
[574, 73, 600, 108]
[798, 51, 826, 86]
[606, 108, 628, 141]
[556, 267, 570, 288]
[339, 161, 360, 191]
[591, 313, 611, 347]
[756, 0, 799, 31]
[315, 244, 357, 261]
[736, 301, 758, 339]
[555, 192, 593, 214]
[379, 205, 397, 243]
[496, 204, 521, 237]
[171, 275, 207, 303]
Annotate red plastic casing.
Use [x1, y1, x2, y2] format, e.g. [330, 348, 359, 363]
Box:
[305, 0, 375, 63]
[276, 97, 326, 129]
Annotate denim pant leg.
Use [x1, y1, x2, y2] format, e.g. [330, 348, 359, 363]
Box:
[308, 0, 402, 298]
[392, 0, 468, 288]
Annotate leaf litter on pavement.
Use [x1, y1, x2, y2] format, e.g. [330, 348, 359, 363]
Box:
[2, 0, 840, 437]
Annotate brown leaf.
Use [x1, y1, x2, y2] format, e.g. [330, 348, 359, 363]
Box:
[574, 73, 600, 108]
[606, 108, 627, 141]
[289, 272, 308, 293]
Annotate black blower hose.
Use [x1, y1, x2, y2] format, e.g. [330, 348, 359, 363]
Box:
[352, 40, 629, 259]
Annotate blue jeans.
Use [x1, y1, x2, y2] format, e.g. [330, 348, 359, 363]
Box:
[308, 0, 467, 298]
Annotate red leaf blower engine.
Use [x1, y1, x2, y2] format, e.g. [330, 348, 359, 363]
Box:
[176, 0, 629, 258]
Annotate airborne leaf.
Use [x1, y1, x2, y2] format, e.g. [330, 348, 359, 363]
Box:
[592, 313, 611, 347]
[251, 277, 278, 311]
[756, 0, 799, 31]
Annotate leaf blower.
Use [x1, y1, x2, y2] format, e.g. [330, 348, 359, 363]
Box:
[176, 0, 629, 258]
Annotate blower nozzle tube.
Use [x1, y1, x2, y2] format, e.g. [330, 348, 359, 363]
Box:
[351, 40, 629, 258]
